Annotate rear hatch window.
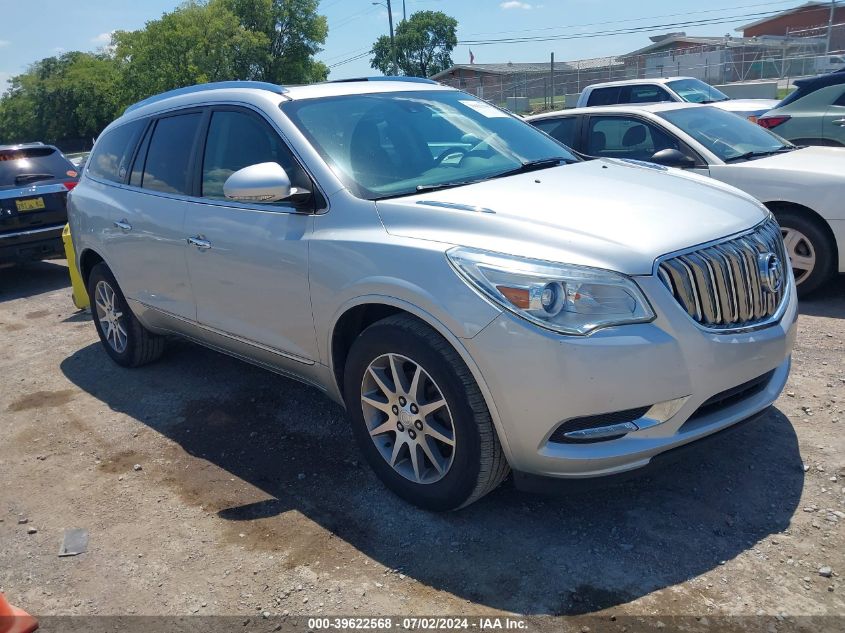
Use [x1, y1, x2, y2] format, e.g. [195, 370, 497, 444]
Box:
[0, 147, 78, 190]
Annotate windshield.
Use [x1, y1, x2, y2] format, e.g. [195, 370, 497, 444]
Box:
[666, 78, 730, 104]
[658, 106, 792, 162]
[282, 90, 577, 200]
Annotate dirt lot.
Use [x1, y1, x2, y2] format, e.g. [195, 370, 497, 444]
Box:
[1, 260, 844, 627]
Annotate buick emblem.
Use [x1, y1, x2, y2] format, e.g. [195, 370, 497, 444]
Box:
[757, 252, 783, 294]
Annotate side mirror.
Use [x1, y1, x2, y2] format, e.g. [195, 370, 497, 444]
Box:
[223, 162, 310, 204]
[650, 148, 696, 169]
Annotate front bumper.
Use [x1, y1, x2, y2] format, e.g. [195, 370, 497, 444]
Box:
[462, 274, 798, 478]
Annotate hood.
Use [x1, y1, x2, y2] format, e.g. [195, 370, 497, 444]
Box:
[376, 159, 768, 275]
[710, 146, 845, 216]
[724, 146, 845, 178]
[714, 99, 780, 115]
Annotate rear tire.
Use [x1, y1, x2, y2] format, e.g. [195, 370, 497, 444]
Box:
[343, 314, 509, 511]
[87, 262, 165, 367]
[772, 209, 835, 296]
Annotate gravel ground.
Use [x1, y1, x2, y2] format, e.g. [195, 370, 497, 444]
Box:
[1, 260, 843, 626]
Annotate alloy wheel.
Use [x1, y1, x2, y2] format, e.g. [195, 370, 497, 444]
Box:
[781, 227, 816, 286]
[94, 280, 128, 354]
[360, 353, 456, 484]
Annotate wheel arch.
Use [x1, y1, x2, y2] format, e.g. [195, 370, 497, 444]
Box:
[764, 200, 838, 259]
[78, 248, 105, 286]
[328, 297, 515, 463]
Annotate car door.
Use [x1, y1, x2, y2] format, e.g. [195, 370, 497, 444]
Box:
[822, 85, 845, 145]
[107, 111, 203, 320]
[182, 106, 318, 362]
[581, 114, 708, 173]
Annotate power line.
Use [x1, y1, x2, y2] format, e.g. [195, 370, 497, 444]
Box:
[328, 50, 374, 69]
[459, 10, 790, 46]
[462, 0, 798, 37]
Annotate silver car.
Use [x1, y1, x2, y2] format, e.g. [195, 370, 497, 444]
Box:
[68, 79, 797, 510]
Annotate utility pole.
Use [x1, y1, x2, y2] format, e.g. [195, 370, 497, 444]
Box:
[403, 0, 407, 22]
[388, 0, 398, 75]
[373, 1, 399, 75]
[549, 52, 555, 110]
[826, 0, 836, 55]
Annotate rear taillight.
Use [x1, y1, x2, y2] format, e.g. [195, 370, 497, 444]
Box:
[757, 115, 791, 129]
[63, 181, 78, 191]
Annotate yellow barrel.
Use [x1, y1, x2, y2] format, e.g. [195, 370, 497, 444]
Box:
[62, 224, 90, 310]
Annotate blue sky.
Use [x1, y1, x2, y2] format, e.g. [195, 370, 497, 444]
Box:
[0, 0, 805, 91]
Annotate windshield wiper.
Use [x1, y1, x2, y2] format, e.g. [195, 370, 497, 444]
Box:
[15, 173, 54, 185]
[491, 157, 573, 179]
[724, 147, 794, 163]
[414, 179, 484, 194]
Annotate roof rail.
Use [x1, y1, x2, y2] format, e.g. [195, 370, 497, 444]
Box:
[328, 76, 439, 85]
[124, 81, 287, 115]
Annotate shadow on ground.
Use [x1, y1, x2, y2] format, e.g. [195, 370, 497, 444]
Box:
[799, 276, 845, 319]
[0, 260, 70, 301]
[61, 340, 804, 615]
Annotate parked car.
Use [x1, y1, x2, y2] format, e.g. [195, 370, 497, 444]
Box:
[814, 55, 845, 75]
[576, 77, 779, 119]
[757, 69, 845, 146]
[529, 102, 844, 295]
[69, 80, 796, 510]
[65, 151, 91, 170]
[0, 143, 80, 265]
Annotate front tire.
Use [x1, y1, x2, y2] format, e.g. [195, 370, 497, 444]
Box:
[87, 262, 165, 367]
[343, 314, 509, 511]
[773, 210, 835, 296]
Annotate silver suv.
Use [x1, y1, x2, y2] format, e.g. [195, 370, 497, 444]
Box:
[68, 79, 797, 510]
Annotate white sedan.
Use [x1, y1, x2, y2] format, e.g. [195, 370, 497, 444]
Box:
[528, 103, 845, 295]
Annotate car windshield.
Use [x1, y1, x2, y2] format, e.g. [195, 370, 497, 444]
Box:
[666, 78, 730, 104]
[658, 106, 792, 162]
[282, 90, 577, 200]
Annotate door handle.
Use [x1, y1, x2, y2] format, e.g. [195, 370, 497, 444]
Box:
[113, 219, 132, 231]
[187, 235, 212, 251]
[832, 118, 845, 127]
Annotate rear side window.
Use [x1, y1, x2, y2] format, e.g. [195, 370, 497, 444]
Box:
[0, 147, 77, 188]
[140, 113, 202, 195]
[88, 120, 145, 183]
[835, 88, 845, 106]
[587, 87, 621, 106]
[200, 110, 308, 199]
[532, 117, 578, 148]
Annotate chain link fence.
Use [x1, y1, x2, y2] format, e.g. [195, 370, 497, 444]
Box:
[437, 23, 845, 112]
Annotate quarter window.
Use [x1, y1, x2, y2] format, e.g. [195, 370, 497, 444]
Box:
[532, 117, 578, 148]
[88, 120, 145, 183]
[201, 110, 307, 200]
[141, 113, 202, 195]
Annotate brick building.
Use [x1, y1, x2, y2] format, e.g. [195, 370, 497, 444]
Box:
[738, 1, 844, 51]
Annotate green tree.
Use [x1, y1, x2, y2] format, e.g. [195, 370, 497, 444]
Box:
[223, 0, 329, 84]
[0, 52, 121, 146]
[112, 0, 270, 104]
[370, 10, 457, 78]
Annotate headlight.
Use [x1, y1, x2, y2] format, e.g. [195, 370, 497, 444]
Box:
[447, 247, 655, 335]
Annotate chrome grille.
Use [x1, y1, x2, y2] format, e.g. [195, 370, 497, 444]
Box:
[658, 218, 788, 330]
